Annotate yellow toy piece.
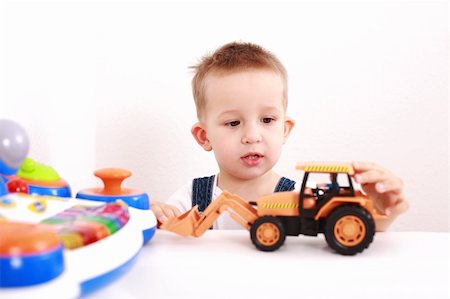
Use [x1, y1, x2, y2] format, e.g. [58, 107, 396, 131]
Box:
[296, 161, 355, 175]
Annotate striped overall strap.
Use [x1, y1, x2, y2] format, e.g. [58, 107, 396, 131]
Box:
[274, 177, 296, 192]
[192, 175, 216, 213]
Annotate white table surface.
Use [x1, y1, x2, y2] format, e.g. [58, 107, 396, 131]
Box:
[86, 230, 449, 299]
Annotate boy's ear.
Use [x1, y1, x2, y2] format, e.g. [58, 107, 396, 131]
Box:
[283, 117, 295, 143]
[191, 122, 212, 151]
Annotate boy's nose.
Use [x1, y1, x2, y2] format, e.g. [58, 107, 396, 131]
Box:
[241, 126, 262, 144]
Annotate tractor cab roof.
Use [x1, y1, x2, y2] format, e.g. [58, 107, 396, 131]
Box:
[296, 162, 355, 175]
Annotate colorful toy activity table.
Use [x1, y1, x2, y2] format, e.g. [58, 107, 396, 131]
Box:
[0, 169, 157, 298]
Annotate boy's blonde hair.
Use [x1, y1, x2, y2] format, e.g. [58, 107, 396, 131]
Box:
[191, 42, 288, 120]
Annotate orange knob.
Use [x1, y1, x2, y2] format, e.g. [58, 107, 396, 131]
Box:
[94, 168, 132, 195]
[0, 222, 61, 255]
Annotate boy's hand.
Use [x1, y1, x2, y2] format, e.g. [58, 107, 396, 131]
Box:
[150, 201, 182, 226]
[352, 162, 409, 218]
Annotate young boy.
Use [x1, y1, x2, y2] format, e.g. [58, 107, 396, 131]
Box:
[151, 41, 408, 231]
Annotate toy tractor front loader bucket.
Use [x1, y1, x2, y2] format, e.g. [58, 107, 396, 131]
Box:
[160, 191, 259, 237]
[160, 206, 201, 236]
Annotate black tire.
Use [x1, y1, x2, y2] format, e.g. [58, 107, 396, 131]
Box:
[324, 205, 375, 255]
[250, 216, 286, 252]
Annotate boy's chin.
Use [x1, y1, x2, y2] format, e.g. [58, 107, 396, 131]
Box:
[227, 168, 273, 181]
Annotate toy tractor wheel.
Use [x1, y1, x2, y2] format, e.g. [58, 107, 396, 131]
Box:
[324, 205, 375, 255]
[250, 216, 286, 252]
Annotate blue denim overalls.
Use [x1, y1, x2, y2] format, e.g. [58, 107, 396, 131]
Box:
[191, 175, 296, 213]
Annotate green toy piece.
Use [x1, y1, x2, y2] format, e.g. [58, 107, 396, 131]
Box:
[17, 158, 60, 182]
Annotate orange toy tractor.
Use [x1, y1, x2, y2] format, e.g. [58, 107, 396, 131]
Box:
[161, 162, 387, 255]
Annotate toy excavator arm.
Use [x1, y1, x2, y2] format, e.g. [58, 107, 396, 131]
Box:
[160, 191, 259, 237]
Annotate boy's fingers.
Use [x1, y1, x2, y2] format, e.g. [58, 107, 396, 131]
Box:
[382, 196, 398, 208]
[354, 169, 386, 185]
[354, 171, 403, 190]
[396, 200, 409, 214]
[352, 161, 380, 172]
[151, 204, 166, 222]
[374, 178, 404, 194]
[171, 206, 182, 217]
[150, 202, 182, 224]
[353, 162, 402, 188]
[165, 206, 179, 219]
[379, 190, 407, 214]
[150, 202, 161, 215]
[385, 199, 409, 216]
[352, 161, 408, 217]
[152, 203, 172, 223]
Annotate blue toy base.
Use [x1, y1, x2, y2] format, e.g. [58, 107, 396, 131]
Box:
[0, 193, 157, 298]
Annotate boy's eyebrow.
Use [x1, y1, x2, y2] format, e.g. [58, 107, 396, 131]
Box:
[216, 110, 240, 120]
[218, 106, 283, 118]
[262, 106, 284, 113]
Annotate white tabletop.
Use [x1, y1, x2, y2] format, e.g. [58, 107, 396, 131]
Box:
[87, 230, 449, 299]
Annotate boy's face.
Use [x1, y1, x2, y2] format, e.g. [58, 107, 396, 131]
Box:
[192, 69, 294, 181]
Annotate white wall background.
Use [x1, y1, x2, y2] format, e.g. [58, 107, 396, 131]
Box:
[0, 1, 448, 232]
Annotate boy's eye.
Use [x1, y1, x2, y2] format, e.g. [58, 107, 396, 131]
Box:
[262, 117, 275, 124]
[227, 121, 240, 127]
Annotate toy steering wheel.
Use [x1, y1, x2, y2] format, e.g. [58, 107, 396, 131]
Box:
[312, 187, 325, 198]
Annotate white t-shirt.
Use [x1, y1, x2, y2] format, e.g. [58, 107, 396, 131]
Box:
[166, 175, 244, 229]
[166, 175, 299, 230]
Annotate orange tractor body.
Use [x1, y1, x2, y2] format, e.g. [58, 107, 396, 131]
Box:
[161, 162, 387, 255]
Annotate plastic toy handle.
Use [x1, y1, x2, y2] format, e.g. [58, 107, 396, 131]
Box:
[94, 168, 132, 195]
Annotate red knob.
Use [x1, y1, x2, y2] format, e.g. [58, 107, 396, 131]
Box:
[7, 178, 29, 194]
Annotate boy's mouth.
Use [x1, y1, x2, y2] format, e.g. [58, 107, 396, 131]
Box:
[241, 153, 264, 166]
